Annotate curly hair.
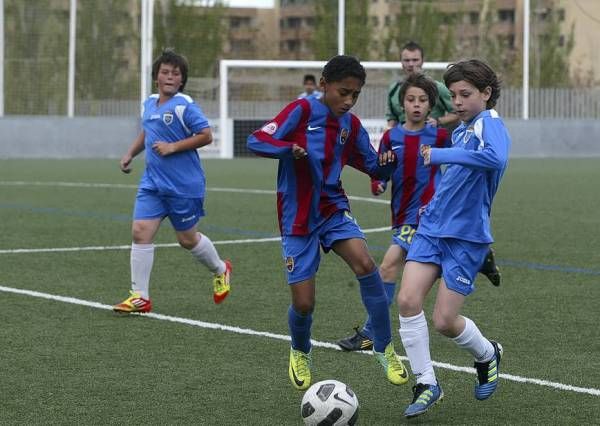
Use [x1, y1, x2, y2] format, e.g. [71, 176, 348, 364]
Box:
[443, 59, 501, 109]
[152, 48, 189, 92]
[322, 55, 366, 85]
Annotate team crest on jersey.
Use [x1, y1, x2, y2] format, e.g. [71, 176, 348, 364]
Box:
[261, 122, 278, 135]
[285, 256, 295, 272]
[163, 112, 174, 125]
[463, 126, 474, 144]
[339, 128, 349, 144]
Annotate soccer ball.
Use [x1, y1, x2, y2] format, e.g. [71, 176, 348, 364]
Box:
[301, 379, 359, 426]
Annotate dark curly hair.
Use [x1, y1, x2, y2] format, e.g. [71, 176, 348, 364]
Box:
[152, 48, 189, 92]
[443, 59, 500, 109]
[398, 73, 438, 109]
[322, 55, 366, 85]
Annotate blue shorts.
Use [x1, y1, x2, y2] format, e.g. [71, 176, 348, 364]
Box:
[133, 188, 205, 232]
[406, 233, 489, 296]
[281, 210, 365, 284]
[391, 224, 418, 252]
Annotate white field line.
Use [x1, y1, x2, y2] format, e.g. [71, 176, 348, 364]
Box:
[0, 231, 388, 255]
[0, 180, 388, 254]
[0, 181, 389, 204]
[0, 284, 598, 397]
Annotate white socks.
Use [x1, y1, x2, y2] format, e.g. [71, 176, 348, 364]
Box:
[190, 233, 225, 275]
[399, 311, 437, 386]
[131, 243, 154, 299]
[452, 316, 495, 362]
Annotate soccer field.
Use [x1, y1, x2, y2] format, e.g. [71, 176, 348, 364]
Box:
[0, 158, 599, 425]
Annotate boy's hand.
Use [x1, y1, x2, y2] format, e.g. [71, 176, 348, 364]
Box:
[120, 154, 133, 174]
[152, 141, 176, 156]
[292, 144, 307, 159]
[371, 180, 385, 196]
[420, 144, 431, 166]
[378, 150, 396, 166]
[426, 117, 439, 127]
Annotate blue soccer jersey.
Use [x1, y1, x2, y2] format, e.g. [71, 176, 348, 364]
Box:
[139, 93, 210, 198]
[417, 109, 511, 243]
[377, 124, 450, 227]
[247, 97, 394, 236]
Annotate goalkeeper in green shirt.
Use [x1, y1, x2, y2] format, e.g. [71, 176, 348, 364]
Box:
[386, 41, 458, 129]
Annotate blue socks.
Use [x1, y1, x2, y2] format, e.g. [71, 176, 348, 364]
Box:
[358, 270, 392, 352]
[288, 305, 313, 354]
[362, 281, 395, 340]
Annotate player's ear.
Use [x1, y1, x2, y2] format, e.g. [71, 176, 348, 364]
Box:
[482, 86, 492, 102]
[319, 76, 326, 90]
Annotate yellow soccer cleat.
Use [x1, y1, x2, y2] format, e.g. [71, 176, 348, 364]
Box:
[113, 290, 152, 313]
[289, 347, 312, 390]
[374, 342, 409, 385]
[213, 260, 232, 304]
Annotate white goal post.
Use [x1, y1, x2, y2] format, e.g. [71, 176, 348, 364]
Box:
[218, 59, 450, 159]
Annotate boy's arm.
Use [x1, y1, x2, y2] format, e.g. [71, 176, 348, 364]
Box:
[370, 129, 393, 195]
[386, 82, 399, 127]
[120, 131, 145, 174]
[424, 118, 509, 170]
[347, 118, 396, 180]
[247, 101, 306, 159]
[152, 127, 212, 156]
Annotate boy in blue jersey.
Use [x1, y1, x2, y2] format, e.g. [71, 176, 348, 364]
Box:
[398, 59, 510, 418]
[113, 49, 231, 314]
[337, 76, 502, 353]
[247, 55, 409, 391]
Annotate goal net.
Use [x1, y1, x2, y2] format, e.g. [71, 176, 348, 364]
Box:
[209, 60, 450, 159]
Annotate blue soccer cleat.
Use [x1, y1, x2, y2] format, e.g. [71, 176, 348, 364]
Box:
[404, 382, 443, 418]
[474, 341, 503, 400]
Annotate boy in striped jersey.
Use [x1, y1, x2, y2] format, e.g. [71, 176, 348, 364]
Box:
[247, 55, 408, 391]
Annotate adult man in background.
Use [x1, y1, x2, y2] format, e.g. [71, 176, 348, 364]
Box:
[386, 41, 458, 129]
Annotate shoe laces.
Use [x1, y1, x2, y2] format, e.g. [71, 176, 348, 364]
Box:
[385, 346, 404, 373]
[294, 351, 311, 376]
[214, 273, 228, 292]
[351, 326, 369, 342]
[410, 383, 429, 404]
[474, 357, 496, 384]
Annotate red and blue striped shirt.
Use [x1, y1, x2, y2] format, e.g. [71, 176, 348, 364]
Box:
[376, 124, 450, 227]
[247, 97, 394, 236]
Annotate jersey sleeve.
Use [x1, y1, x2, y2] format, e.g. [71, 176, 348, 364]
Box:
[386, 82, 400, 122]
[370, 129, 392, 193]
[184, 101, 210, 134]
[346, 116, 395, 180]
[247, 100, 307, 159]
[429, 116, 509, 170]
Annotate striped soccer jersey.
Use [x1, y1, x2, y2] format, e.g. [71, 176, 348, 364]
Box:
[377, 124, 450, 227]
[247, 97, 394, 236]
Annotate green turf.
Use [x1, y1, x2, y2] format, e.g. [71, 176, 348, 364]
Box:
[0, 158, 599, 424]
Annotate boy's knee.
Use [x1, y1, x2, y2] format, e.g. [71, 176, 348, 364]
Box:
[354, 257, 376, 277]
[293, 301, 314, 316]
[432, 311, 456, 336]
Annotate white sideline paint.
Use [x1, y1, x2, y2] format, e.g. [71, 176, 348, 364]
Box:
[0, 230, 389, 255]
[0, 284, 598, 397]
[0, 181, 390, 204]
[0, 180, 388, 255]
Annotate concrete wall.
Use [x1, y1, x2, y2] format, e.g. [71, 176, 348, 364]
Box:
[1, 116, 599, 158]
[0, 116, 139, 159]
